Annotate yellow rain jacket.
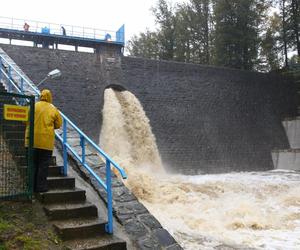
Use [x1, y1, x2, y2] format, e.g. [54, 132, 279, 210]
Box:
[25, 89, 62, 150]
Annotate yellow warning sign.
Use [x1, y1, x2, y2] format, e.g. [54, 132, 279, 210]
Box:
[3, 105, 29, 121]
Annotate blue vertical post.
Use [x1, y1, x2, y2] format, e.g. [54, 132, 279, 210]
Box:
[0, 58, 2, 82]
[80, 135, 85, 165]
[63, 118, 68, 176]
[105, 159, 113, 234]
[8, 66, 12, 92]
[20, 77, 24, 94]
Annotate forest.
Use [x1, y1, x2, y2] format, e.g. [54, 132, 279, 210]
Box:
[126, 0, 299, 72]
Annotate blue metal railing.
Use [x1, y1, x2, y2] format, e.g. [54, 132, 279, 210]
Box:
[0, 54, 127, 234]
[0, 16, 125, 45]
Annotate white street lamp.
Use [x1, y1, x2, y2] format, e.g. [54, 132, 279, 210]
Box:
[37, 69, 61, 87]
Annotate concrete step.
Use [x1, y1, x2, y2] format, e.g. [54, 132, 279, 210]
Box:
[44, 202, 98, 221]
[53, 218, 106, 240]
[272, 149, 300, 171]
[48, 165, 63, 177]
[38, 188, 86, 204]
[47, 176, 75, 190]
[65, 235, 127, 250]
[282, 117, 300, 148]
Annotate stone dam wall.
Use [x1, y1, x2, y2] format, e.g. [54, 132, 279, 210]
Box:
[1, 44, 297, 174]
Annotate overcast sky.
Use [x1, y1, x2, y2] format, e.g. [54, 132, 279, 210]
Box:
[0, 0, 188, 43]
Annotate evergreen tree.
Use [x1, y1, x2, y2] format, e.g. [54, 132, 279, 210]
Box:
[275, 0, 299, 66]
[173, 4, 193, 62]
[152, 0, 176, 60]
[213, 0, 268, 70]
[260, 13, 283, 71]
[290, 0, 299, 57]
[188, 0, 212, 64]
[278, 0, 290, 67]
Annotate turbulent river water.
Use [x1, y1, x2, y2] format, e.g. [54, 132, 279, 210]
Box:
[100, 88, 300, 250]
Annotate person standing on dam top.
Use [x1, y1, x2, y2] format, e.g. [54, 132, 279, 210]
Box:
[23, 22, 30, 31]
[25, 89, 62, 193]
[61, 26, 66, 36]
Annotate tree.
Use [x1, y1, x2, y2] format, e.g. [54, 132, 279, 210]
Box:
[173, 4, 193, 62]
[279, 0, 290, 67]
[188, 0, 213, 64]
[290, 0, 299, 57]
[260, 13, 283, 71]
[275, 0, 299, 67]
[213, 0, 268, 70]
[167, 0, 214, 64]
[152, 0, 176, 60]
[126, 0, 283, 72]
[126, 31, 160, 59]
[127, 0, 214, 64]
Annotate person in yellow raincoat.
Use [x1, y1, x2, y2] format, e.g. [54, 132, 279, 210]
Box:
[25, 89, 62, 192]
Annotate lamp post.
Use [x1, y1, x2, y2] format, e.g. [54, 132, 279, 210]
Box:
[37, 69, 61, 88]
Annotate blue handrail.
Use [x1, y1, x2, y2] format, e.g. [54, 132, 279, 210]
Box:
[0, 16, 125, 45]
[0, 53, 127, 234]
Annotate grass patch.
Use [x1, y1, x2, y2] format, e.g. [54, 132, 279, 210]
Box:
[0, 219, 13, 234]
[0, 200, 66, 250]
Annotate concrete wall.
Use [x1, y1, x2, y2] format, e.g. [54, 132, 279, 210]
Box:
[282, 117, 300, 148]
[1, 44, 297, 174]
[272, 117, 300, 171]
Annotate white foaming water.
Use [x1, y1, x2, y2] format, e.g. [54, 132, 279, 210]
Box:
[100, 89, 300, 250]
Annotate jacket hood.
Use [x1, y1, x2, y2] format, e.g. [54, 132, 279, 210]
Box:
[40, 89, 52, 103]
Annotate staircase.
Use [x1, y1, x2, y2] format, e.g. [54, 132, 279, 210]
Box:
[0, 72, 127, 250]
[0, 47, 39, 96]
[40, 163, 126, 250]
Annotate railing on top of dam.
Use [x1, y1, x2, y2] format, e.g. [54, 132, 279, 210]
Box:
[0, 53, 127, 234]
[0, 16, 125, 45]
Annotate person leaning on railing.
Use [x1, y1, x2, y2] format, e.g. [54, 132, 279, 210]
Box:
[25, 89, 62, 193]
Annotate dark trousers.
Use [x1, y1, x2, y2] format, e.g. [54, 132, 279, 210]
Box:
[33, 148, 52, 192]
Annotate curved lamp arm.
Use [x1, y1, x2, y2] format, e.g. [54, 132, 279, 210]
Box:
[37, 69, 61, 88]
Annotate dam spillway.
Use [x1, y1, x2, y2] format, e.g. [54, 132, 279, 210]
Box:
[100, 87, 300, 250]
